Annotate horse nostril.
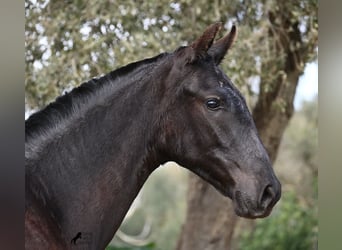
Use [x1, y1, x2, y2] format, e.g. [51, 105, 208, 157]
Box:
[260, 185, 275, 208]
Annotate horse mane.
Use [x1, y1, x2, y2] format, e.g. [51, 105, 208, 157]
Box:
[25, 52, 169, 145]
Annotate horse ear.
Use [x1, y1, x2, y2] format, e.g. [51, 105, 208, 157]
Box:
[191, 22, 222, 57]
[208, 24, 237, 65]
[175, 22, 222, 65]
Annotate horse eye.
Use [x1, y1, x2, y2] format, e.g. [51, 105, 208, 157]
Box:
[206, 98, 221, 110]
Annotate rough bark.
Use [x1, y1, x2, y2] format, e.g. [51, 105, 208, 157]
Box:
[176, 10, 310, 250]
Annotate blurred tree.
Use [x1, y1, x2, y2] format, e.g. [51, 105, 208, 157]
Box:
[175, 1, 318, 250]
[25, 0, 317, 249]
[25, 0, 269, 110]
[292, 97, 318, 176]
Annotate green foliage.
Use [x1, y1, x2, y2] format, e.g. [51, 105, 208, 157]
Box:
[284, 96, 318, 175]
[106, 242, 156, 250]
[295, 97, 318, 170]
[139, 166, 187, 250]
[25, 0, 318, 110]
[110, 164, 188, 250]
[238, 190, 317, 250]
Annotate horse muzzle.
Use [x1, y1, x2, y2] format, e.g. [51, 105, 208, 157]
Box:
[232, 180, 281, 219]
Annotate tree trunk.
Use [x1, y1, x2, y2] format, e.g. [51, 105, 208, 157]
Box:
[176, 173, 238, 250]
[176, 11, 307, 250]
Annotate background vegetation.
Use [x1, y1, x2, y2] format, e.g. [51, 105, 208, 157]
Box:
[25, 0, 317, 249]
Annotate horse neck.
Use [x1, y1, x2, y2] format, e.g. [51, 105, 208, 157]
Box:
[26, 56, 172, 248]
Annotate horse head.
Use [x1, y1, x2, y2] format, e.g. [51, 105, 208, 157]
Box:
[157, 23, 281, 218]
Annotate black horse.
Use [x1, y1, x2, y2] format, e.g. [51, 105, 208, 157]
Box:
[70, 232, 82, 245]
[25, 23, 281, 249]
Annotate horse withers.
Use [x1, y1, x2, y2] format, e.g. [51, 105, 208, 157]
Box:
[25, 23, 281, 249]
